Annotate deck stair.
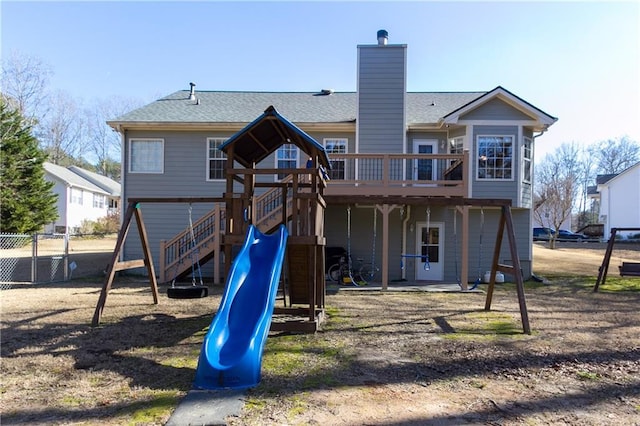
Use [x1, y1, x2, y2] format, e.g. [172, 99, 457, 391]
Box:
[159, 175, 299, 283]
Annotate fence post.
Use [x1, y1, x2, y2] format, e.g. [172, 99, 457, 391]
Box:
[31, 233, 37, 283]
[63, 233, 69, 281]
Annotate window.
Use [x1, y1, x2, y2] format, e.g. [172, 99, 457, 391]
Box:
[93, 194, 105, 209]
[477, 135, 513, 180]
[71, 188, 83, 205]
[129, 139, 164, 173]
[522, 137, 532, 184]
[207, 138, 227, 180]
[324, 138, 347, 180]
[449, 136, 464, 154]
[276, 144, 298, 180]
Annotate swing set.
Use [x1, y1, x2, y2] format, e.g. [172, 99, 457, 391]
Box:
[92, 197, 224, 326]
[324, 195, 532, 334]
[594, 227, 640, 292]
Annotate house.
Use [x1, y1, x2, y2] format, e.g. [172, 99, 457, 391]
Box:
[107, 30, 557, 285]
[590, 162, 640, 239]
[43, 162, 121, 234]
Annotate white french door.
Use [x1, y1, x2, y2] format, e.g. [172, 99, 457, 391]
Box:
[413, 139, 438, 185]
[415, 222, 444, 281]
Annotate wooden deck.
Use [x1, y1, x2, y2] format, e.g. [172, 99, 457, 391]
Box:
[323, 151, 469, 198]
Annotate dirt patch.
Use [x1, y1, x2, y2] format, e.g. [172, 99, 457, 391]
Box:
[1, 242, 639, 425]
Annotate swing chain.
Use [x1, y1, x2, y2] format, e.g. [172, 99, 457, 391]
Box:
[188, 204, 204, 286]
[347, 205, 353, 273]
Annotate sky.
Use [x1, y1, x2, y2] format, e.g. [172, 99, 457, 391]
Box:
[2, 0, 639, 160]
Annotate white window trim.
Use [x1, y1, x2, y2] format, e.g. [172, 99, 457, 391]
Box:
[475, 134, 515, 181]
[70, 187, 83, 205]
[206, 137, 227, 182]
[274, 144, 299, 181]
[323, 137, 348, 180]
[93, 193, 105, 209]
[129, 138, 164, 174]
[522, 136, 533, 184]
[448, 136, 464, 154]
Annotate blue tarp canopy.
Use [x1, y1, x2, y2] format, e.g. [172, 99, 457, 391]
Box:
[219, 105, 331, 169]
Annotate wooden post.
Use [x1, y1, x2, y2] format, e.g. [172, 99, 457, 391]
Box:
[134, 206, 160, 304]
[484, 206, 530, 334]
[460, 206, 469, 291]
[213, 203, 221, 285]
[594, 228, 618, 292]
[92, 202, 135, 326]
[484, 210, 504, 311]
[92, 202, 159, 327]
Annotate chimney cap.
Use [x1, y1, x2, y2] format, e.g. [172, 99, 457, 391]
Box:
[377, 29, 388, 45]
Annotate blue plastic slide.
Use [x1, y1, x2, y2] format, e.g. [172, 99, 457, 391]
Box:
[193, 224, 288, 390]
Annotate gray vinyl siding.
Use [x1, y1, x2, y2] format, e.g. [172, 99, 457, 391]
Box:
[460, 98, 532, 121]
[471, 125, 519, 203]
[455, 207, 532, 281]
[123, 130, 232, 275]
[357, 45, 406, 153]
[125, 130, 235, 198]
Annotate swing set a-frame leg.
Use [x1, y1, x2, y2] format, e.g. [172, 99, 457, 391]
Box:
[91, 201, 159, 327]
[484, 205, 531, 335]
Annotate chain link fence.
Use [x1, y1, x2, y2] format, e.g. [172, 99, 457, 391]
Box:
[0, 233, 69, 290]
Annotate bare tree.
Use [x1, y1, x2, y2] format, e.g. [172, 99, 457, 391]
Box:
[37, 90, 82, 164]
[0, 50, 52, 120]
[589, 136, 640, 174]
[575, 144, 598, 229]
[82, 96, 140, 178]
[534, 143, 582, 248]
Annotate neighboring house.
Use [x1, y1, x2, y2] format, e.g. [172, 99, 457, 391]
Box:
[108, 30, 557, 283]
[532, 209, 572, 232]
[67, 166, 121, 214]
[590, 162, 640, 239]
[43, 162, 121, 234]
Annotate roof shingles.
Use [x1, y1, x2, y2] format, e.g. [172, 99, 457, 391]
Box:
[111, 90, 486, 126]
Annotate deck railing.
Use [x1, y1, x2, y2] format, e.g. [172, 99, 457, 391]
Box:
[159, 204, 225, 283]
[324, 151, 468, 197]
[159, 152, 468, 281]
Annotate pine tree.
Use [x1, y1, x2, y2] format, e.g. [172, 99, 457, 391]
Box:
[1, 98, 58, 233]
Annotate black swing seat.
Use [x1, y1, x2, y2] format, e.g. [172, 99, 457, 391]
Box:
[167, 285, 208, 299]
[619, 262, 640, 277]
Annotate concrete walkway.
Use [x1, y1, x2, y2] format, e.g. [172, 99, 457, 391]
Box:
[165, 389, 245, 426]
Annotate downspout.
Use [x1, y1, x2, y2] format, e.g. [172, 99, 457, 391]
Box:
[533, 130, 546, 140]
[120, 127, 127, 263]
[401, 205, 410, 280]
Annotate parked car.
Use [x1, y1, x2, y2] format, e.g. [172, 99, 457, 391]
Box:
[556, 229, 588, 241]
[533, 227, 555, 241]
